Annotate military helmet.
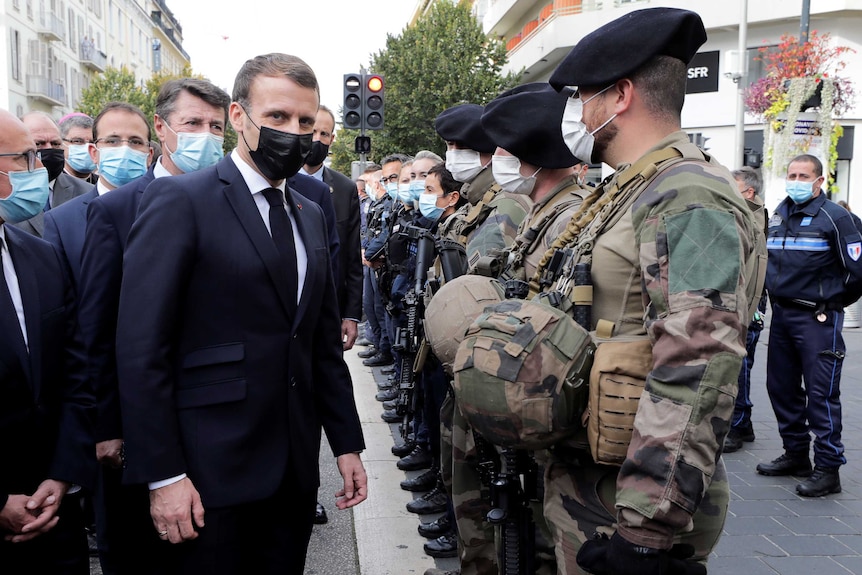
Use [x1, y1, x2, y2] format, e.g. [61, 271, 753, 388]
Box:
[424, 275, 506, 373]
[453, 299, 595, 450]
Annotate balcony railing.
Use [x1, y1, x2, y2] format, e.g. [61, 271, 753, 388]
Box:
[27, 75, 66, 106]
[37, 11, 66, 42]
[80, 44, 107, 73]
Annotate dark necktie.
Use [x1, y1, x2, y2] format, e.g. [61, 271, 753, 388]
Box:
[261, 188, 299, 311]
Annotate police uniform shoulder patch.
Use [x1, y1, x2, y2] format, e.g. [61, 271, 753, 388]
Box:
[848, 242, 862, 262]
[769, 213, 783, 227]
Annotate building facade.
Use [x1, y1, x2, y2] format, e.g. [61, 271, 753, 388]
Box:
[1, 0, 189, 119]
[474, 0, 862, 209]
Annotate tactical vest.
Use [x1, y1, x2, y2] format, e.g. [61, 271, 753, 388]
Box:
[439, 184, 502, 246]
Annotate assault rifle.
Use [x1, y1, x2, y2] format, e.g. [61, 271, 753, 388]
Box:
[393, 227, 436, 441]
[486, 449, 538, 575]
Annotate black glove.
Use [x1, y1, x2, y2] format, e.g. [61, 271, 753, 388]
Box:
[576, 532, 706, 575]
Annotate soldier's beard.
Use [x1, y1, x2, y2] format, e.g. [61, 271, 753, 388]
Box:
[591, 121, 618, 166]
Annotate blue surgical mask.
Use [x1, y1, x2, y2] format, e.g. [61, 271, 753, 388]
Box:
[410, 180, 426, 202]
[98, 146, 148, 187]
[418, 192, 444, 221]
[397, 182, 413, 204]
[0, 167, 50, 223]
[386, 182, 398, 201]
[67, 144, 96, 174]
[786, 180, 815, 204]
[167, 127, 224, 173]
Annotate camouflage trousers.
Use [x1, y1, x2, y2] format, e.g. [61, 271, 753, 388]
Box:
[441, 392, 498, 575]
[542, 451, 729, 575]
[442, 393, 557, 575]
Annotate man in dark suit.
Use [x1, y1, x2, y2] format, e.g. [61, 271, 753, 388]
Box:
[79, 79, 230, 575]
[12, 112, 92, 238]
[115, 53, 367, 574]
[42, 103, 153, 289]
[0, 109, 95, 574]
[300, 104, 363, 350]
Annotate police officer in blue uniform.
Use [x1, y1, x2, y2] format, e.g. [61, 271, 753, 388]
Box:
[757, 154, 862, 497]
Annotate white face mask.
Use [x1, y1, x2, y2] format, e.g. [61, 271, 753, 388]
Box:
[492, 154, 541, 196]
[561, 84, 617, 164]
[445, 149, 485, 182]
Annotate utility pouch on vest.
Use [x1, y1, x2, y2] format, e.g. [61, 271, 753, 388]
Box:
[585, 338, 653, 466]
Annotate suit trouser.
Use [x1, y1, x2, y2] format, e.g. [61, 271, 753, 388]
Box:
[94, 465, 163, 575]
[156, 474, 317, 575]
[766, 302, 846, 468]
[0, 491, 89, 575]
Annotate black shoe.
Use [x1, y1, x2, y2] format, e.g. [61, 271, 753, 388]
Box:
[398, 445, 433, 471]
[796, 466, 841, 497]
[314, 502, 328, 524]
[407, 484, 448, 514]
[401, 468, 438, 492]
[756, 452, 813, 477]
[377, 379, 394, 391]
[376, 388, 398, 402]
[356, 337, 373, 347]
[381, 364, 396, 375]
[424, 532, 458, 558]
[383, 399, 398, 410]
[418, 515, 452, 538]
[723, 431, 743, 454]
[363, 353, 394, 367]
[357, 347, 377, 359]
[734, 422, 756, 442]
[392, 441, 416, 457]
[381, 409, 401, 423]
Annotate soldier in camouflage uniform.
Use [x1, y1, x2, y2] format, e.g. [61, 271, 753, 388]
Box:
[530, 8, 763, 574]
[430, 84, 591, 575]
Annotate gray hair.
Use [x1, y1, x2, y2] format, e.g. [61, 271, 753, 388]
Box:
[59, 114, 94, 138]
[732, 166, 762, 198]
[414, 149, 443, 164]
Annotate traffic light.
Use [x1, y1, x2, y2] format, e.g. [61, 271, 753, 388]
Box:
[364, 74, 384, 131]
[343, 73, 362, 130]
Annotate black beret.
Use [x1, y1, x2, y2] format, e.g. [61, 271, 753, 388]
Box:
[435, 104, 497, 154]
[481, 83, 579, 169]
[549, 7, 707, 90]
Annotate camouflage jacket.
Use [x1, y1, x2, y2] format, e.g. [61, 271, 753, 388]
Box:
[439, 168, 500, 245]
[578, 131, 759, 549]
[508, 175, 589, 281]
[465, 191, 533, 274]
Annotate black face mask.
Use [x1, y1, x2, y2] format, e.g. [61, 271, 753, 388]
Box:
[40, 148, 66, 182]
[304, 140, 329, 168]
[242, 109, 313, 181]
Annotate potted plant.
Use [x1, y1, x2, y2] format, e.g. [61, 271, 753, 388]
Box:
[744, 31, 855, 193]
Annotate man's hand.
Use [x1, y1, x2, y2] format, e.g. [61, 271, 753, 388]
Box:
[96, 439, 124, 468]
[150, 477, 205, 544]
[334, 453, 367, 510]
[1, 494, 43, 542]
[2, 480, 70, 543]
[577, 532, 706, 575]
[342, 319, 358, 351]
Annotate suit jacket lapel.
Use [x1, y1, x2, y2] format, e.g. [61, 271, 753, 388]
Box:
[219, 162, 296, 322]
[286, 187, 320, 333]
[4, 235, 39, 393]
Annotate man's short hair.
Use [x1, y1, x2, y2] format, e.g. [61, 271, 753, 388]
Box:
[59, 114, 94, 138]
[232, 53, 319, 110]
[93, 102, 152, 141]
[414, 150, 443, 164]
[317, 104, 336, 127]
[732, 166, 762, 198]
[156, 78, 230, 124]
[381, 153, 410, 167]
[630, 55, 687, 123]
[363, 163, 382, 174]
[789, 154, 823, 178]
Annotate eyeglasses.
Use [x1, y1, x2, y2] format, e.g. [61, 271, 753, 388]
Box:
[94, 137, 150, 151]
[380, 174, 399, 184]
[63, 137, 93, 146]
[0, 150, 42, 172]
